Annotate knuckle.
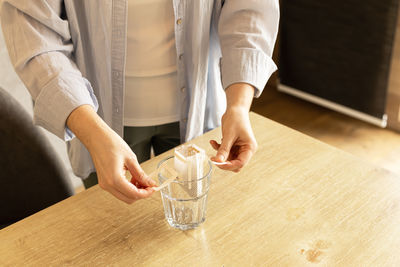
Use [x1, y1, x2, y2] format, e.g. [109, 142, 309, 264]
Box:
[106, 178, 115, 187]
[253, 141, 258, 151]
[138, 171, 146, 181]
[98, 181, 107, 190]
[222, 113, 227, 121]
[219, 146, 230, 154]
[127, 199, 136, 204]
[122, 199, 131, 204]
[218, 164, 229, 170]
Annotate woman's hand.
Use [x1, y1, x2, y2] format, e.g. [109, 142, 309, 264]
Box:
[88, 128, 156, 203]
[67, 105, 156, 204]
[210, 83, 258, 172]
[210, 107, 257, 172]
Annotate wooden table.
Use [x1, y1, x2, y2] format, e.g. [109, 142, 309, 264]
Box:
[1, 112, 400, 266]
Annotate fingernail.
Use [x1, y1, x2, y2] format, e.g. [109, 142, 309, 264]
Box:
[217, 154, 225, 161]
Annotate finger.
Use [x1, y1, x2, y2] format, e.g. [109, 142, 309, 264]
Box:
[130, 178, 148, 189]
[107, 187, 137, 204]
[116, 176, 154, 200]
[235, 149, 253, 167]
[125, 156, 157, 187]
[214, 136, 235, 162]
[209, 140, 220, 151]
[218, 148, 254, 172]
[214, 161, 236, 171]
[216, 160, 241, 172]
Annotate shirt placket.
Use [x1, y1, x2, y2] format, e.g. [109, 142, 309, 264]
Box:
[173, 0, 188, 141]
[111, 0, 127, 137]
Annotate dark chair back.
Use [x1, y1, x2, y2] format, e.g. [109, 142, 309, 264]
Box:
[0, 87, 74, 229]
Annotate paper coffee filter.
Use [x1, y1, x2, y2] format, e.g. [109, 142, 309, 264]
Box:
[174, 144, 207, 197]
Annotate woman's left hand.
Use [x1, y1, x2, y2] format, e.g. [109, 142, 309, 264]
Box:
[210, 107, 257, 172]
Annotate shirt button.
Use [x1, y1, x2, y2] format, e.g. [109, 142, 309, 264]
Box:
[179, 54, 184, 60]
[181, 87, 186, 93]
[183, 118, 188, 123]
[176, 18, 182, 25]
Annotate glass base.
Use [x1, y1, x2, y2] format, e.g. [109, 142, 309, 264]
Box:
[166, 217, 205, 231]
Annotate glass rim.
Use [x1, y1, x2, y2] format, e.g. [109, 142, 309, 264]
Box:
[157, 155, 212, 184]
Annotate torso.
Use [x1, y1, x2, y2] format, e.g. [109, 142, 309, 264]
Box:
[124, 0, 180, 127]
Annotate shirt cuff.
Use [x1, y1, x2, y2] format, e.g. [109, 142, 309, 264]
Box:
[33, 72, 99, 141]
[220, 48, 277, 98]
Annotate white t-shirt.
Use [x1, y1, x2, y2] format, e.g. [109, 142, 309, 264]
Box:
[124, 0, 180, 126]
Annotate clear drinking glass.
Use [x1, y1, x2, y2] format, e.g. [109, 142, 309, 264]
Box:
[157, 156, 212, 230]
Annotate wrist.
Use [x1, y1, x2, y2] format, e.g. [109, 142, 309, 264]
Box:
[66, 105, 113, 149]
[225, 105, 249, 116]
[225, 83, 255, 111]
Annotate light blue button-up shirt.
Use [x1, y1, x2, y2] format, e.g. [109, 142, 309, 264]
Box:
[1, 0, 279, 178]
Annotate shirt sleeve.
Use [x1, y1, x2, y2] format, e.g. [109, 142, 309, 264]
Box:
[218, 0, 280, 97]
[0, 0, 98, 141]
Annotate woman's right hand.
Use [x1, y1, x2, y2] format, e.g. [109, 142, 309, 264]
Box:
[88, 127, 156, 203]
[67, 105, 156, 204]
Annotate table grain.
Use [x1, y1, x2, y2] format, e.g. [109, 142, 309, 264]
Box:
[1, 112, 400, 266]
